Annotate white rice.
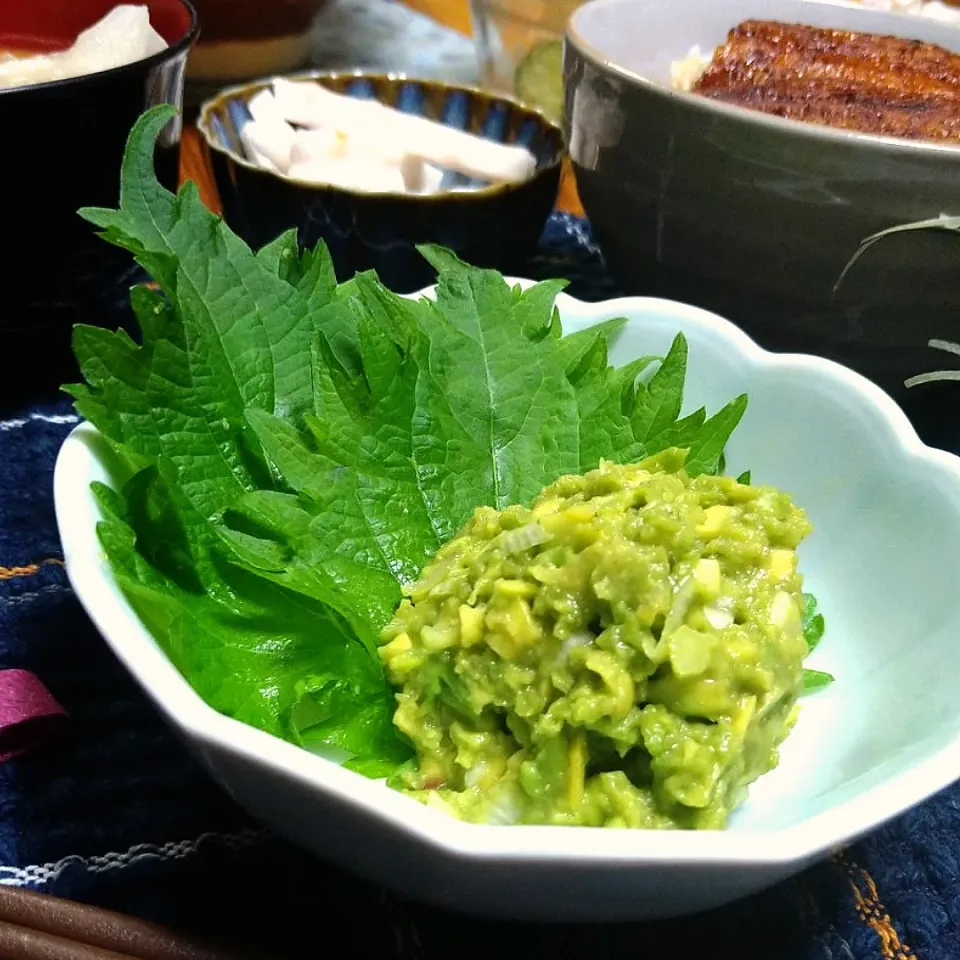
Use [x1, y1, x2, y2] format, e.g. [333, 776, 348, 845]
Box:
[669, 45, 711, 91]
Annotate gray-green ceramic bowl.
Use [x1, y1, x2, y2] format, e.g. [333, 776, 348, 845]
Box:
[564, 0, 960, 453]
[198, 71, 564, 293]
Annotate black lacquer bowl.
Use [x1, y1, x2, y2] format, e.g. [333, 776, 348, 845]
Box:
[0, 0, 198, 408]
[198, 72, 565, 293]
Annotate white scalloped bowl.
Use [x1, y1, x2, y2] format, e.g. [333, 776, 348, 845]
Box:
[53, 283, 960, 922]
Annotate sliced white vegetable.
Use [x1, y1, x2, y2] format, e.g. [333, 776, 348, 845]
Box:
[286, 156, 407, 193]
[272, 77, 385, 128]
[247, 88, 283, 126]
[271, 78, 537, 185]
[403, 119, 536, 185]
[240, 120, 296, 173]
[289, 127, 351, 166]
[68, 5, 167, 75]
[288, 129, 430, 192]
[288, 124, 413, 170]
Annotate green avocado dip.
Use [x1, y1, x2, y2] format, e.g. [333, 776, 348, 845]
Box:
[378, 450, 813, 829]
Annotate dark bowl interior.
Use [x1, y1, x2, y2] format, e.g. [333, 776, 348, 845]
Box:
[199, 73, 565, 293]
[0, 0, 197, 409]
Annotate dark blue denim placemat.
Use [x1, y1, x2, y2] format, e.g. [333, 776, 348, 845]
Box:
[0, 213, 955, 959]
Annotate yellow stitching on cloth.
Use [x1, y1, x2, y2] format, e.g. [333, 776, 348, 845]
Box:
[835, 853, 918, 960]
[0, 559, 63, 580]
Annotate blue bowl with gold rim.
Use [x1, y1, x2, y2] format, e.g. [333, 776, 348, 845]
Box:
[197, 71, 564, 292]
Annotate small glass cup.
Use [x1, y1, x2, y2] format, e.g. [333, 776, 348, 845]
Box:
[469, 0, 584, 119]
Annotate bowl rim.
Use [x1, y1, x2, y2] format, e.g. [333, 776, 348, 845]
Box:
[566, 0, 960, 159]
[54, 279, 960, 867]
[0, 0, 200, 99]
[196, 68, 566, 201]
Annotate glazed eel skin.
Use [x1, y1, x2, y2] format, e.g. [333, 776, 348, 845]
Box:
[691, 19, 960, 141]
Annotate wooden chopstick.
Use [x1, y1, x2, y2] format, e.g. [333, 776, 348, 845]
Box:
[0, 918, 134, 960]
[0, 887, 257, 960]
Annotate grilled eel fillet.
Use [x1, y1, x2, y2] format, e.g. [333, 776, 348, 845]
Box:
[691, 20, 960, 141]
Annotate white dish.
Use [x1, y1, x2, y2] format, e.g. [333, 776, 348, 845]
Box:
[54, 283, 960, 921]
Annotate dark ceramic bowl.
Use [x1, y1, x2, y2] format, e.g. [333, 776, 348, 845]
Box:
[197, 72, 564, 293]
[565, 0, 960, 453]
[0, 0, 198, 407]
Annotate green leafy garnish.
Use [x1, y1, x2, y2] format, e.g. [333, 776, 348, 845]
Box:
[803, 669, 835, 693]
[802, 592, 825, 652]
[66, 105, 752, 772]
[801, 592, 832, 692]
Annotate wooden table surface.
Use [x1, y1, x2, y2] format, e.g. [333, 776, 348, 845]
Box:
[179, 0, 583, 216]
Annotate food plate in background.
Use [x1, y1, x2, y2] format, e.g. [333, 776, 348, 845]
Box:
[197, 72, 564, 291]
[564, 0, 960, 456]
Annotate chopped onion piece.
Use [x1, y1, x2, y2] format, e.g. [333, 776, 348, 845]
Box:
[662, 577, 697, 639]
[484, 787, 524, 825]
[499, 522, 551, 555]
[704, 606, 734, 630]
[560, 631, 593, 661]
